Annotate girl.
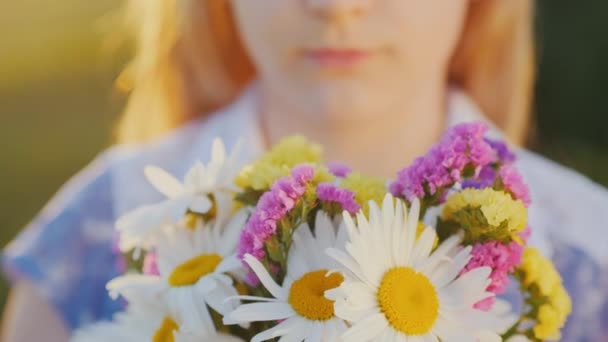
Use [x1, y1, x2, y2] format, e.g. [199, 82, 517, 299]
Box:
[3, 1, 607, 341]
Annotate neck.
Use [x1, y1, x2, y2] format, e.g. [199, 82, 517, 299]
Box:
[258, 79, 447, 179]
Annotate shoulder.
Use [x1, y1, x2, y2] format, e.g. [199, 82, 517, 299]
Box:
[515, 148, 608, 263]
[10, 147, 120, 254]
[5, 147, 120, 262]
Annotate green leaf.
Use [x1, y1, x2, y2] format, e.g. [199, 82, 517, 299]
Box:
[235, 188, 266, 206]
[264, 239, 284, 264]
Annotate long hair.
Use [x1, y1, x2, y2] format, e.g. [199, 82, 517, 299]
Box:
[116, 0, 535, 144]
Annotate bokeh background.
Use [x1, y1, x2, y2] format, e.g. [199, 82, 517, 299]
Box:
[1, 0, 607, 314]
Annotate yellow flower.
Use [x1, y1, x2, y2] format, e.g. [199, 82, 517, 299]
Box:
[442, 188, 527, 239]
[520, 247, 541, 286]
[534, 304, 561, 340]
[521, 248, 560, 295]
[340, 172, 387, 214]
[519, 247, 572, 341]
[235, 162, 289, 190]
[312, 165, 335, 185]
[235, 136, 323, 190]
[550, 285, 572, 320]
[536, 265, 561, 296]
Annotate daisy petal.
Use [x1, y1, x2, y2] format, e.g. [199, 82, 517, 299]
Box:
[431, 246, 472, 288]
[419, 234, 461, 275]
[106, 274, 162, 301]
[440, 266, 492, 308]
[218, 209, 249, 256]
[341, 312, 388, 342]
[225, 302, 294, 323]
[144, 165, 184, 198]
[203, 281, 239, 314]
[184, 161, 207, 190]
[215, 254, 243, 275]
[189, 195, 212, 214]
[225, 295, 279, 303]
[307, 321, 324, 342]
[411, 226, 437, 267]
[325, 248, 369, 286]
[251, 317, 305, 342]
[244, 254, 287, 300]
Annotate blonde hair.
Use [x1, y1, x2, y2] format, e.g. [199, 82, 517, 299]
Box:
[116, 0, 534, 144]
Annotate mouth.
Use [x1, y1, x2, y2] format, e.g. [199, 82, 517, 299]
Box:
[300, 48, 375, 69]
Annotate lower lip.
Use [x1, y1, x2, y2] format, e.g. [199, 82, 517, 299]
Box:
[303, 49, 373, 69]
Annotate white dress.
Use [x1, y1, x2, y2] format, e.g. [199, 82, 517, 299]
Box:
[4, 84, 608, 340]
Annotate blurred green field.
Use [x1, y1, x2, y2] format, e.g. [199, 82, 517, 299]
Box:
[0, 0, 607, 320]
[0, 0, 124, 313]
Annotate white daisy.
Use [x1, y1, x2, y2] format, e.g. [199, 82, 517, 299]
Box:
[470, 299, 521, 342]
[223, 211, 349, 342]
[108, 209, 248, 334]
[73, 318, 244, 342]
[71, 283, 245, 342]
[70, 308, 211, 342]
[505, 336, 531, 342]
[485, 299, 520, 335]
[116, 138, 241, 252]
[326, 194, 499, 342]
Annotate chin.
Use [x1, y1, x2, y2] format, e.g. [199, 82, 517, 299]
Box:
[293, 81, 384, 122]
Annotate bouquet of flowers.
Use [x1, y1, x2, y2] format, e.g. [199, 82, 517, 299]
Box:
[73, 122, 571, 342]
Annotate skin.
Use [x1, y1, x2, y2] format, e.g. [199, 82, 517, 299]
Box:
[231, 0, 469, 177]
[2, 280, 69, 342]
[3, 0, 470, 340]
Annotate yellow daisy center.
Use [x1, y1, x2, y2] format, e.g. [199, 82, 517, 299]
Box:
[288, 269, 344, 321]
[184, 196, 217, 230]
[168, 253, 222, 287]
[377, 267, 439, 335]
[184, 212, 200, 231]
[235, 281, 249, 296]
[153, 317, 179, 342]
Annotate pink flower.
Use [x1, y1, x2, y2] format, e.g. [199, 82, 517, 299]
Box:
[317, 183, 361, 214]
[390, 122, 496, 201]
[485, 138, 516, 164]
[462, 241, 524, 311]
[474, 297, 496, 311]
[143, 251, 159, 276]
[238, 165, 315, 285]
[327, 161, 352, 178]
[499, 164, 532, 207]
[520, 226, 532, 243]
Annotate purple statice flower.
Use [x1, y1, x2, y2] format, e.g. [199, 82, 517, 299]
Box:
[444, 122, 495, 168]
[389, 152, 444, 200]
[499, 164, 532, 207]
[462, 240, 524, 311]
[317, 183, 361, 214]
[485, 138, 517, 164]
[327, 161, 352, 178]
[462, 165, 497, 190]
[390, 122, 496, 201]
[143, 251, 159, 275]
[238, 165, 315, 285]
[291, 164, 315, 185]
[461, 136, 532, 207]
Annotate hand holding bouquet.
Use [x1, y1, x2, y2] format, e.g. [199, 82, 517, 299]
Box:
[73, 122, 571, 342]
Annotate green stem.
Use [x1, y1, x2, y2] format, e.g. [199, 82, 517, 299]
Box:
[502, 318, 523, 340]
